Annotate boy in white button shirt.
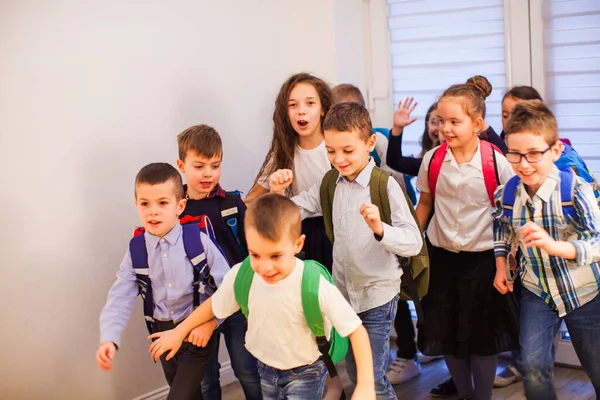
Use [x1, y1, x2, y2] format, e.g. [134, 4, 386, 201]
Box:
[269, 102, 423, 399]
[148, 193, 375, 400]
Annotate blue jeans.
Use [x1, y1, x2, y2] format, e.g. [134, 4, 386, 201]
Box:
[257, 359, 327, 400]
[346, 295, 398, 400]
[202, 311, 262, 400]
[518, 288, 600, 400]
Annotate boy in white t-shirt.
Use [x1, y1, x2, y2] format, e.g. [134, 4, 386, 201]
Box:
[148, 193, 375, 400]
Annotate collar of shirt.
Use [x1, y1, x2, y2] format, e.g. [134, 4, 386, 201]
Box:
[145, 222, 182, 249]
[445, 140, 483, 171]
[335, 158, 376, 188]
[517, 166, 560, 204]
[184, 184, 226, 200]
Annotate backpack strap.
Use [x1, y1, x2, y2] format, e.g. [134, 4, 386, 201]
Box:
[319, 169, 340, 243]
[220, 191, 248, 258]
[501, 175, 521, 224]
[129, 230, 155, 334]
[233, 257, 254, 318]
[369, 167, 426, 324]
[181, 222, 217, 308]
[301, 260, 338, 378]
[428, 143, 448, 199]
[480, 140, 501, 206]
[559, 169, 577, 224]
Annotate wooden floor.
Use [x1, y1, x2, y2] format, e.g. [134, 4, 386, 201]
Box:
[222, 357, 595, 399]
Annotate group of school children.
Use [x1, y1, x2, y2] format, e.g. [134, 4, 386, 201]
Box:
[96, 71, 600, 400]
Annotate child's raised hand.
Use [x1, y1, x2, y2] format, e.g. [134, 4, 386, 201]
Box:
[352, 383, 375, 400]
[269, 169, 293, 194]
[392, 97, 418, 135]
[186, 321, 217, 348]
[520, 221, 554, 253]
[360, 203, 383, 236]
[148, 329, 185, 362]
[96, 341, 117, 371]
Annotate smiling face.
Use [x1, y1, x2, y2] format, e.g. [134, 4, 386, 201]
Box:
[325, 128, 375, 181]
[135, 179, 186, 237]
[437, 97, 482, 150]
[287, 82, 324, 140]
[177, 152, 222, 200]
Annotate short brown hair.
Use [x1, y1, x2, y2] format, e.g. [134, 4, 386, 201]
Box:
[135, 162, 184, 200]
[440, 75, 492, 120]
[245, 194, 301, 242]
[177, 124, 223, 161]
[323, 102, 373, 142]
[332, 84, 366, 106]
[505, 100, 558, 145]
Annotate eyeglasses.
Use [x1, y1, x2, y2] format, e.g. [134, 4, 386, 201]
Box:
[505, 145, 553, 164]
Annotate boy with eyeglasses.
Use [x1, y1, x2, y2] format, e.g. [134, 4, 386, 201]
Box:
[492, 100, 600, 400]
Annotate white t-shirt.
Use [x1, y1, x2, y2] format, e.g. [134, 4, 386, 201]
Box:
[257, 141, 331, 196]
[416, 141, 514, 252]
[211, 258, 362, 370]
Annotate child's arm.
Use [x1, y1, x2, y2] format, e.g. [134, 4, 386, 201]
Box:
[245, 184, 269, 204]
[96, 249, 139, 370]
[492, 186, 516, 294]
[348, 325, 375, 400]
[269, 169, 324, 219]
[415, 191, 433, 231]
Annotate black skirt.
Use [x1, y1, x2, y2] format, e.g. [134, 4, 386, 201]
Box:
[417, 238, 520, 358]
[299, 216, 333, 273]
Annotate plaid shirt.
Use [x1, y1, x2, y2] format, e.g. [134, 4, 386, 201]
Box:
[493, 167, 600, 316]
[186, 184, 226, 200]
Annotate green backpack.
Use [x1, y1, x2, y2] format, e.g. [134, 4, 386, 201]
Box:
[233, 257, 348, 377]
[319, 166, 430, 323]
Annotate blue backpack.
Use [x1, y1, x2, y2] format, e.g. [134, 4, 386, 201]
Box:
[371, 128, 417, 205]
[129, 215, 223, 334]
[555, 143, 600, 203]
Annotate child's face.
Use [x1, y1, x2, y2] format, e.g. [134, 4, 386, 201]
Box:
[177, 152, 222, 200]
[438, 97, 482, 149]
[135, 180, 186, 238]
[246, 227, 305, 284]
[506, 131, 561, 195]
[427, 109, 440, 143]
[288, 83, 324, 139]
[502, 96, 519, 131]
[325, 129, 375, 181]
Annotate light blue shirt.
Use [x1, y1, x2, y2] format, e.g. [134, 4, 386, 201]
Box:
[292, 159, 423, 313]
[99, 222, 230, 347]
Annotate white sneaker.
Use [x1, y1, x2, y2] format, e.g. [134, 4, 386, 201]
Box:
[386, 357, 421, 385]
[494, 364, 521, 388]
[418, 352, 443, 364]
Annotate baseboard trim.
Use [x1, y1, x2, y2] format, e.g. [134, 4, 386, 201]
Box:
[132, 362, 235, 400]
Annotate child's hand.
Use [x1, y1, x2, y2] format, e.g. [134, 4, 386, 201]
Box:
[494, 266, 513, 294]
[96, 342, 117, 371]
[520, 221, 554, 253]
[148, 329, 186, 362]
[391, 97, 418, 135]
[186, 321, 217, 347]
[360, 203, 383, 236]
[352, 383, 375, 400]
[269, 169, 293, 194]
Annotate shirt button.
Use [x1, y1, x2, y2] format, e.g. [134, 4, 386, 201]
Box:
[161, 238, 165, 243]
[344, 263, 348, 267]
[168, 283, 172, 288]
[343, 210, 346, 214]
[163, 254, 168, 258]
[170, 310, 174, 315]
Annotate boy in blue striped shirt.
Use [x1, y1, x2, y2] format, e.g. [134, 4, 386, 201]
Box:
[492, 100, 600, 400]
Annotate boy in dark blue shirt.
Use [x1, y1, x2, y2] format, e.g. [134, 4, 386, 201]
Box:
[176, 125, 262, 400]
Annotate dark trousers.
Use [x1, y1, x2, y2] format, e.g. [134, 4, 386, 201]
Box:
[153, 320, 218, 400]
[394, 299, 417, 359]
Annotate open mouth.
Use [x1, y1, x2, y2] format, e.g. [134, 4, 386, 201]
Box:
[200, 181, 213, 188]
[297, 120, 308, 127]
[148, 220, 161, 227]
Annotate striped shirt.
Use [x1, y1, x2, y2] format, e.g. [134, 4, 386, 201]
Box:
[492, 166, 600, 317]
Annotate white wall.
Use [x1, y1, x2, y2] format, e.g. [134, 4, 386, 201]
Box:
[0, 1, 366, 398]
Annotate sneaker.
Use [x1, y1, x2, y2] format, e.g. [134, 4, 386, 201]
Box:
[494, 364, 521, 388]
[430, 378, 458, 397]
[418, 352, 443, 364]
[386, 357, 421, 385]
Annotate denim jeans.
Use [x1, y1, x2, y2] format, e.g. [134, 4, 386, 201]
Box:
[202, 310, 262, 400]
[257, 358, 327, 400]
[518, 288, 600, 400]
[346, 295, 398, 400]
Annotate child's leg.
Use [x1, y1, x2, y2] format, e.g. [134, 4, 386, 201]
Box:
[517, 288, 561, 400]
[257, 359, 327, 400]
[394, 299, 417, 360]
[443, 355, 474, 399]
[470, 355, 497, 400]
[222, 310, 263, 399]
[201, 328, 222, 399]
[346, 296, 398, 400]
[563, 293, 600, 395]
[165, 332, 219, 400]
